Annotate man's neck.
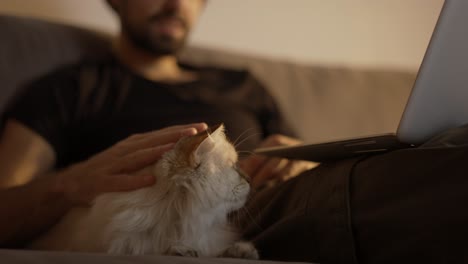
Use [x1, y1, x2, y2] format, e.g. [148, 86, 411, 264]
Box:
[112, 35, 197, 83]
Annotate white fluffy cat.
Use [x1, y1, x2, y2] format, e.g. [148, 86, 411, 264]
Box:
[30, 124, 258, 259]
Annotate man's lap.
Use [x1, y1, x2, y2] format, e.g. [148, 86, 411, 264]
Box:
[352, 146, 468, 263]
[242, 145, 468, 264]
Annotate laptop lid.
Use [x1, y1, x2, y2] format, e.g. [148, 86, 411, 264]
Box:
[397, 0, 468, 144]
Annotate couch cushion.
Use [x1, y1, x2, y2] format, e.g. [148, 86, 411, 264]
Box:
[0, 249, 313, 264]
[0, 14, 111, 112]
[179, 47, 417, 142]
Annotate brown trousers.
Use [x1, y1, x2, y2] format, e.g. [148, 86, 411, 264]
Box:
[242, 146, 468, 264]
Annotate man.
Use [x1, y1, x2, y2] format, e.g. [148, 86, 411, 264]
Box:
[0, 0, 312, 250]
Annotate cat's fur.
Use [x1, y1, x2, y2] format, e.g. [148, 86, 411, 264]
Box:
[30, 124, 258, 259]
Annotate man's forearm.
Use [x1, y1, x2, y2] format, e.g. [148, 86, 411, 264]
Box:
[0, 174, 71, 247]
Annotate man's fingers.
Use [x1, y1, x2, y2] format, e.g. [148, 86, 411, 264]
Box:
[59, 123, 210, 205]
[135, 123, 208, 139]
[258, 134, 302, 148]
[159, 123, 208, 133]
[111, 123, 207, 157]
[127, 127, 197, 152]
[276, 162, 296, 182]
[111, 143, 174, 173]
[276, 160, 319, 182]
[239, 155, 268, 177]
[251, 158, 289, 188]
[289, 161, 319, 178]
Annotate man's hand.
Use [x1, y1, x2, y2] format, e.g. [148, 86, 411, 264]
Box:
[53, 123, 208, 206]
[239, 134, 318, 189]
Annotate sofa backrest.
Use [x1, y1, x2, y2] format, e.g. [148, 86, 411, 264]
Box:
[0, 14, 416, 142]
[0, 15, 111, 112]
[180, 47, 416, 142]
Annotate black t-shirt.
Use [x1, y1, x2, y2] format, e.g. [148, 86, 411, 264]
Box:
[5, 58, 294, 168]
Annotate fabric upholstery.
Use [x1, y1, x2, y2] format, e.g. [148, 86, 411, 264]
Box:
[0, 249, 312, 264]
[0, 14, 111, 113]
[180, 48, 417, 142]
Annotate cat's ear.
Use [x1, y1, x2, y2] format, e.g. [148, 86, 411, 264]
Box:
[206, 123, 225, 141]
[179, 124, 225, 168]
[191, 124, 225, 166]
[179, 131, 210, 167]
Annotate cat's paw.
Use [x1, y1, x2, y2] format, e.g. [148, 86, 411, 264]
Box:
[166, 245, 199, 257]
[220, 241, 259, 260]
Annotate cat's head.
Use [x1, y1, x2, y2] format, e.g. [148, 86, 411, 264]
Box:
[155, 124, 250, 212]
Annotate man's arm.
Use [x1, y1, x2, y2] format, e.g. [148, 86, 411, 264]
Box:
[0, 173, 70, 247]
[0, 120, 62, 247]
[0, 120, 56, 188]
[0, 120, 207, 247]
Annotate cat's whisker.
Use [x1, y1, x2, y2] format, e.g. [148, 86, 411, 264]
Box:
[232, 128, 255, 147]
[236, 150, 255, 156]
[236, 212, 243, 230]
[237, 151, 256, 160]
[231, 210, 246, 231]
[228, 209, 244, 228]
[236, 150, 255, 154]
[234, 132, 263, 149]
[239, 207, 264, 233]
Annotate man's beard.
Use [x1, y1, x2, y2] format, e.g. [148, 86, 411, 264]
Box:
[122, 14, 188, 56]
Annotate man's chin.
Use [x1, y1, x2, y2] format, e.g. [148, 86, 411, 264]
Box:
[150, 43, 184, 56]
[137, 38, 185, 56]
[146, 33, 187, 54]
[123, 32, 184, 56]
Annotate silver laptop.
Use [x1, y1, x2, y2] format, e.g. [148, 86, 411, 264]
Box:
[254, 0, 468, 162]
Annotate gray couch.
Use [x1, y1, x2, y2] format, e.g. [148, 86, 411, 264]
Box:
[0, 14, 416, 263]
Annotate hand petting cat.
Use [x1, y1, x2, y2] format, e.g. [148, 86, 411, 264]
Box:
[239, 134, 318, 189]
[31, 124, 259, 259]
[54, 123, 208, 206]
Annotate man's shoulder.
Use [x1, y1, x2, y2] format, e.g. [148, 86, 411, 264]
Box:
[14, 58, 121, 107]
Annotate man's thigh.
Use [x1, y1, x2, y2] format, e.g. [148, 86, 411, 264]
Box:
[242, 157, 360, 263]
[351, 146, 468, 263]
[242, 146, 468, 264]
